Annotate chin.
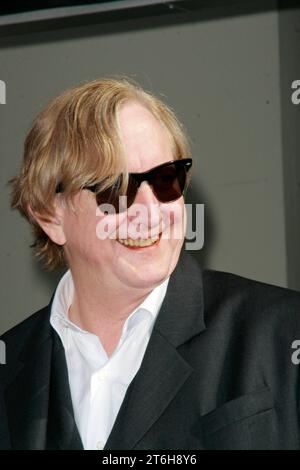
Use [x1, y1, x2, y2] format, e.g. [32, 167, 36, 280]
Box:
[129, 263, 174, 290]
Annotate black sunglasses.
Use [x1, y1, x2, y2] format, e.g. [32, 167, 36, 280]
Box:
[56, 158, 192, 213]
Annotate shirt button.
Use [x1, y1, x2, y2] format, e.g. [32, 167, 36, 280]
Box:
[96, 440, 104, 450]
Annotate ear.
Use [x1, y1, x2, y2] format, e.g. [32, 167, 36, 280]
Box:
[28, 199, 67, 246]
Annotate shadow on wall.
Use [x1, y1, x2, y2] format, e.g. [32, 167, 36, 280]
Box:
[30, 254, 67, 301]
[184, 183, 215, 269]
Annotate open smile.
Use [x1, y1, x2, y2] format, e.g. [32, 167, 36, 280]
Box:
[116, 233, 162, 249]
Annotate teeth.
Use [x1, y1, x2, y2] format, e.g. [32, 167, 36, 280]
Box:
[117, 236, 159, 247]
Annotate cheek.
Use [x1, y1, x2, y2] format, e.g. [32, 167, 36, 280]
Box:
[63, 209, 101, 256]
[161, 200, 186, 239]
[95, 208, 128, 241]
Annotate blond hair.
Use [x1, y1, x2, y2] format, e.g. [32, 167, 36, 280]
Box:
[10, 77, 191, 270]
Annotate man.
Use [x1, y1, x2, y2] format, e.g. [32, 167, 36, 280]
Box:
[1, 77, 300, 450]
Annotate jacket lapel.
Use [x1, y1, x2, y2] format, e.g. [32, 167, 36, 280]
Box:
[46, 331, 83, 450]
[4, 309, 53, 449]
[4, 303, 83, 450]
[105, 251, 206, 449]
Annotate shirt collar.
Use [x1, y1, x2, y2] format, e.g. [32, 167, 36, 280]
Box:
[50, 269, 169, 339]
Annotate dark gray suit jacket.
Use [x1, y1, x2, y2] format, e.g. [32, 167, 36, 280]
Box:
[1, 251, 300, 450]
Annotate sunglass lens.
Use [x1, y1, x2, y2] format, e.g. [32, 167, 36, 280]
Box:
[96, 177, 138, 213]
[95, 160, 191, 213]
[152, 163, 186, 202]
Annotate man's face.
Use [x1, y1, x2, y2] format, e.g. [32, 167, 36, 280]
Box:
[61, 101, 186, 292]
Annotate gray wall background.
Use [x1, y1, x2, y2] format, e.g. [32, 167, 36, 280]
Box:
[0, 3, 300, 334]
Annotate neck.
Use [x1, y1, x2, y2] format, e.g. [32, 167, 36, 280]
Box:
[67, 268, 153, 348]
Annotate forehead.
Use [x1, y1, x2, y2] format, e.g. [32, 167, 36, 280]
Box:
[117, 101, 174, 173]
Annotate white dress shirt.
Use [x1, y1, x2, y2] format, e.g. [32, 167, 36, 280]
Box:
[50, 269, 169, 450]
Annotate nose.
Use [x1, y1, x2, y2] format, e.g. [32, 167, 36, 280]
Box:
[134, 181, 159, 206]
[127, 181, 161, 237]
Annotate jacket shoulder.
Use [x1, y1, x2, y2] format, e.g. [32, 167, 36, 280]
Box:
[0, 305, 51, 364]
[202, 268, 300, 331]
[203, 268, 300, 299]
